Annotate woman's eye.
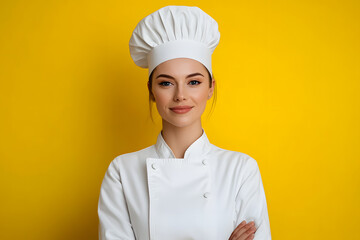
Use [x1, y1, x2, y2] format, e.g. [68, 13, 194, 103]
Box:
[189, 80, 201, 85]
[159, 81, 172, 86]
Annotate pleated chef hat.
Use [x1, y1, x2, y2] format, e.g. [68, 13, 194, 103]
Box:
[129, 5, 220, 77]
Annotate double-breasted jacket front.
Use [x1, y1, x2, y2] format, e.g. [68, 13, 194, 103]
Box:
[98, 129, 271, 239]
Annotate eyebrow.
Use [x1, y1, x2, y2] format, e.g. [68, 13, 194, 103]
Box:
[155, 72, 204, 80]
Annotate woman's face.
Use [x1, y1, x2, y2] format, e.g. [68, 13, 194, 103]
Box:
[149, 58, 215, 128]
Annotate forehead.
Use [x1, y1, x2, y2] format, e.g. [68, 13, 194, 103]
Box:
[154, 58, 207, 76]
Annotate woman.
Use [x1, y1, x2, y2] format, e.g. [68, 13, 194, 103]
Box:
[98, 5, 271, 240]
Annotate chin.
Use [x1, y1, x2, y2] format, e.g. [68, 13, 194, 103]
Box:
[162, 116, 198, 128]
[167, 120, 194, 128]
[159, 109, 203, 128]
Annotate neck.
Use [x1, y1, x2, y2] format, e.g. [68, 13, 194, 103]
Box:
[161, 120, 203, 158]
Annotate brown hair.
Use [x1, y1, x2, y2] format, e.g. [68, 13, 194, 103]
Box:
[147, 67, 217, 123]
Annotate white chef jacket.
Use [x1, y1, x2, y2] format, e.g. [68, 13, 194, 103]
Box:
[98, 129, 271, 240]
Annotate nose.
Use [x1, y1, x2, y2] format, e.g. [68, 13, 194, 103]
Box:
[173, 84, 187, 102]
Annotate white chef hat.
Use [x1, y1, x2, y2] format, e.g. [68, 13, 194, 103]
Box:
[129, 5, 220, 77]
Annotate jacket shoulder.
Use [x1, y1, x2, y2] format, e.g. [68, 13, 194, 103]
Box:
[209, 144, 259, 167]
[112, 145, 156, 164]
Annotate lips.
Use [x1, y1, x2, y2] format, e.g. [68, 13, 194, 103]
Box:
[170, 106, 193, 114]
[170, 105, 193, 110]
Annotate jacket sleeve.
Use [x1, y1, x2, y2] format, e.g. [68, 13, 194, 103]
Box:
[234, 156, 271, 239]
[98, 158, 136, 240]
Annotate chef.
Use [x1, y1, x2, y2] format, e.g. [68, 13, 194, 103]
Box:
[97, 5, 271, 240]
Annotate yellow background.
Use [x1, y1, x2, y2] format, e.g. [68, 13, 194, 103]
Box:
[1, 0, 359, 239]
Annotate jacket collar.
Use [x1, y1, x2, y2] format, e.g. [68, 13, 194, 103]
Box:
[154, 128, 211, 161]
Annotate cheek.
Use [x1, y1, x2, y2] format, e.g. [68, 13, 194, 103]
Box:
[153, 90, 171, 108]
[193, 89, 209, 104]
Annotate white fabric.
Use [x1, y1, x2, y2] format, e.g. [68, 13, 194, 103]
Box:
[98, 129, 272, 240]
[129, 6, 220, 76]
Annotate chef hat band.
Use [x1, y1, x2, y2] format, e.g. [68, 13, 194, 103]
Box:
[129, 5, 220, 77]
[148, 40, 213, 77]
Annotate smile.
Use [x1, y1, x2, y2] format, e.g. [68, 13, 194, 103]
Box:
[170, 106, 193, 114]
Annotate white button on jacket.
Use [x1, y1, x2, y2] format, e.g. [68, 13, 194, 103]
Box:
[98, 129, 271, 240]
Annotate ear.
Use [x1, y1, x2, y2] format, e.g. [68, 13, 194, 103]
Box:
[148, 81, 156, 101]
[208, 79, 215, 99]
